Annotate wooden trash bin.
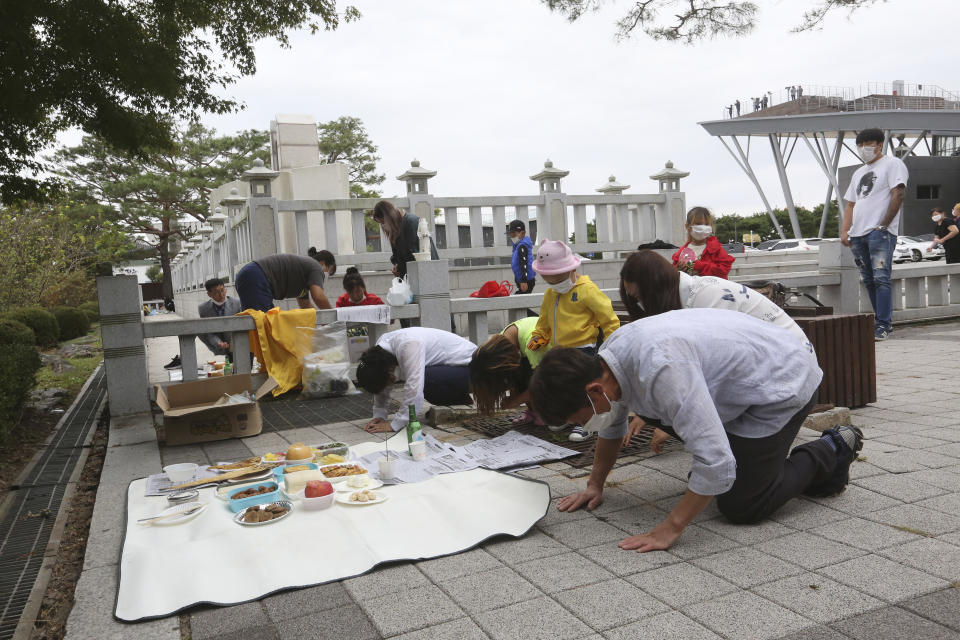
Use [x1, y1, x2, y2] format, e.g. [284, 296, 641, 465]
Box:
[788, 312, 876, 409]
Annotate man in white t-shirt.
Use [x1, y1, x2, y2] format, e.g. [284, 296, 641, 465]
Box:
[841, 128, 908, 341]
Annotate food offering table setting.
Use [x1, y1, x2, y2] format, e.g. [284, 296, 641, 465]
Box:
[114, 417, 577, 622]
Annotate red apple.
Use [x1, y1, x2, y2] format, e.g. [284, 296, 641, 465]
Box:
[305, 480, 333, 498]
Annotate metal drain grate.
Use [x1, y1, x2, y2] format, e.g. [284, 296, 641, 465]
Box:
[258, 391, 400, 432]
[0, 367, 106, 640]
[460, 413, 682, 468]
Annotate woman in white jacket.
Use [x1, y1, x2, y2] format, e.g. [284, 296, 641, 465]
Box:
[618, 250, 810, 449]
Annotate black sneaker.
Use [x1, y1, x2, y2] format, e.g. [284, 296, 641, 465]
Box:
[163, 355, 182, 370]
[806, 425, 864, 497]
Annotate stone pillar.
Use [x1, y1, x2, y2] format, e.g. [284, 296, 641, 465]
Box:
[397, 160, 438, 258]
[530, 160, 569, 242]
[407, 259, 451, 330]
[649, 161, 690, 247]
[97, 276, 151, 416]
[241, 158, 281, 259]
[818, 239, 861, 314]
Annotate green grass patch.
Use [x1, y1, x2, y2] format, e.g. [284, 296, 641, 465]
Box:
[34, 326, 102, 396]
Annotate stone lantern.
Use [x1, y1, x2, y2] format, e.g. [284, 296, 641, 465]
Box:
[649, 161, 689, 193]
[596, 175, 630, 195]
[220, 187, 245, 218]
[530, 159, 569, 194]
[241, 158, 279, 197]
[208, 207, 227, 228]
[396, 159, 437, 195]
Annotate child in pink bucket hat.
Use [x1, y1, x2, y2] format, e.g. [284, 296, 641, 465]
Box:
[528, 239, 621, 441]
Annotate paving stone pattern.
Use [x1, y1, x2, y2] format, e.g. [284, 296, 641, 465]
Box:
[83, 324, 960, 639]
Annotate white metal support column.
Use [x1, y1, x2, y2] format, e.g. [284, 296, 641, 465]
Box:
[717, 136, 787, 239]
[768, 133, 803, 239]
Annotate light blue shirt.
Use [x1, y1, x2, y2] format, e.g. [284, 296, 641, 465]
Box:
[597, 308, 821, 496]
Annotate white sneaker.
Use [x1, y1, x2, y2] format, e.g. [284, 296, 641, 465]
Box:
[568, 425, 590, 442]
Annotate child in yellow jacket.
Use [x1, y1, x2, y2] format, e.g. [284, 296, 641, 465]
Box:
[527, 239, 621, 441]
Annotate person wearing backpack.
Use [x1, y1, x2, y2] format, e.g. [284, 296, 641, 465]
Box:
[508, 219, 536, 294]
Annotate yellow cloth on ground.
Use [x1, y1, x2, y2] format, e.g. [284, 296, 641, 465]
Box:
[239, 307, 317, 396]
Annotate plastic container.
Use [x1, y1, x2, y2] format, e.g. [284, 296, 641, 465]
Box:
[272, 462, 318, 482]
[226, 481, 281, 513]
[313, 442, 349, 461]
[301, 491, 336, 511]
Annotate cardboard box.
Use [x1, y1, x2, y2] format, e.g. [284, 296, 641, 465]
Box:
[155, 374, 277, 446]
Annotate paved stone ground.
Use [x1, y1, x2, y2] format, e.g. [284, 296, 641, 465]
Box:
[66, 322, 960, 639]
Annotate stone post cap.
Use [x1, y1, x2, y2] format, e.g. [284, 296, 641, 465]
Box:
[220, 186, 246, 206]
[240, 158, 279, 181]
[596, 175, 631, 194]
[529, 159, 570, 181]
[396, 158, 437, 181]
[649, 160, 690, 181]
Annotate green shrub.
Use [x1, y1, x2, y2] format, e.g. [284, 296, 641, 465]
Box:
[52, 307, 91, 341]
[0, 319, 36, 346]
[0, 344, 41, 440]
[78, 300, 100, 324]
[1, 307, 59, 347]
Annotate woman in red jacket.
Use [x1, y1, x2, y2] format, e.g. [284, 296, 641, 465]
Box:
[335, 267, 385, 307]
[671, 207, 735, 278]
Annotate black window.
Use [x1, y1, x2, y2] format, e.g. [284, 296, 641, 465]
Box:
[917, 185, 941, 199]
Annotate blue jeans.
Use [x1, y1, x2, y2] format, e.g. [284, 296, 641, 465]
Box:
[235, 262, 275, 312]
[849, 229, 896, 333]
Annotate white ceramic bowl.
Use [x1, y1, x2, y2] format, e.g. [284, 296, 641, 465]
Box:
[301, 491, 335, 511]
[163, 463, 199, 483]
[346, 473, 370, 489]
[284, 455, 314, 467]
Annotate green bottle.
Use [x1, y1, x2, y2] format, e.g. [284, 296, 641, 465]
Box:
[406, 404, 423, 454]
[223, 355, 232, 376]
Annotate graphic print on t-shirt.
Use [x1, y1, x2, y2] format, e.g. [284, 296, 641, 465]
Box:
[857, 171, 877, 198]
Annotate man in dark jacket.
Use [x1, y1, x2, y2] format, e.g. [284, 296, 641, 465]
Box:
[509, 220, 536, 294]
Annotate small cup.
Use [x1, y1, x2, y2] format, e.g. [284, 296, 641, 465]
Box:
[410, 440, 427, 461]
[378, 456, 397, 479]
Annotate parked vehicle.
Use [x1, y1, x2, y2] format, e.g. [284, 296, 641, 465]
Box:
[893, 235, 945, 263]
[765, 239, 819, 253]
[722, 242, 745, 254]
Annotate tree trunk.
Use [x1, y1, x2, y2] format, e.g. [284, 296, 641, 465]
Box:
[159, 218, 174, 302]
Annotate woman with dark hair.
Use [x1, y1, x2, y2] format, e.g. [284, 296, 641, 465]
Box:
[928, 207, 960, 264]
[619, 250, 805, 339]
[308, 247, 337, 275]
[357, 327, 476, 433]
[336, 267, 384, 307]
[470, 317, 547, 425]
[372, 201, 438, 278]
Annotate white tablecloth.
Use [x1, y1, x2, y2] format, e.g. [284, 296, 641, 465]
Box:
[115, 465, 550, 621]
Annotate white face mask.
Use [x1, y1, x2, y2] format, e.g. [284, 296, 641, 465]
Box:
[549, 276, 575, 295]
[584, 390, 624, 433]
[858, 145, 878, 163]
[690, 224, 712, 241]
[933, 215, 944, 223]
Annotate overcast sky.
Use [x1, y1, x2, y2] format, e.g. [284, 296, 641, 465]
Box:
[202, 0, 958, 218]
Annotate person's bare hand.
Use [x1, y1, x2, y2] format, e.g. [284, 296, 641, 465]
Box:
[364, 418, 392, 433]
[519, 282, 528, 292]
[557, 486, 603, 512]
[841, 231, 851, 247]
[650, 427, 670, 454]
[217, 341, 230, 350]
[621, 417, 646, 448]
[619, 521, 683, 553]
[391, 266, 400, 277]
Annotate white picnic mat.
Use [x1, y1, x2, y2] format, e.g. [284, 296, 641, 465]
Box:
[115, 466, 550, 621]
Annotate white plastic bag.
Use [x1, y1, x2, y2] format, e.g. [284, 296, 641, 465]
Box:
[296, 322, 359, 399]
[385, 276, 413, 306]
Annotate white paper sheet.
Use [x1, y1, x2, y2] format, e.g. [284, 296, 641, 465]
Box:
[335, 305, 391, 324]
[116, 467, 549, 621]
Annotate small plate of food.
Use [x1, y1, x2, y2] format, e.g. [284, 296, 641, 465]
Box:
[233, 501, 293, 526]
[318, 463, 368, 483]
[335, 489, 387, 506]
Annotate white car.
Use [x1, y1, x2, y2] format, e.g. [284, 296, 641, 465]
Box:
[893, 235, 945, 263]
[765, 239, 819, 253]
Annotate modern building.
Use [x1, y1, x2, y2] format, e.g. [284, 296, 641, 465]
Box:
[700, 81, 960, 238]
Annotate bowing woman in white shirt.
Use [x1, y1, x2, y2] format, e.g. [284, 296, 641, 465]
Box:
[357, 327, 477, 433]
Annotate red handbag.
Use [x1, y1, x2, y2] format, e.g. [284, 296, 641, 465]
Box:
[470, 280, 513, 298]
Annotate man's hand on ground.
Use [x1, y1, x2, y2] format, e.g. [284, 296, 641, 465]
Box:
[621, 417, 646, 448]
[557, 486, 604, 512]
[363, 418, 392, 433]
[650, 427, 670, 454]
[619, 521, 683, 553]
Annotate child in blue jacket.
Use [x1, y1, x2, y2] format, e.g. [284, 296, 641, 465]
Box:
[509, 220, 536, 294]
